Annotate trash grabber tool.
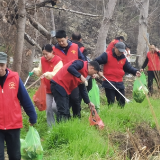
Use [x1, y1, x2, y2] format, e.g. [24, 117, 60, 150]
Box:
[102, 76, 130, 103]
[130, 54, 140, 56]
[24, 72, 34, 86]
[26, 78, 41, 90]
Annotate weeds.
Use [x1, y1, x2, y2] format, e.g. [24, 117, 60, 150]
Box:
[20, 88, 160, 159]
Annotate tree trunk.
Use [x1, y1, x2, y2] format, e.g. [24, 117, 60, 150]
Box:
[50, 8, 57, 44]
[21, 4, 39, 83]
[94, 0, 117, 58]
[13, 0, 26, 75]
[28, 16, 51, 40]
[136, 0, 149, 68]
[21, 44, 35, 82]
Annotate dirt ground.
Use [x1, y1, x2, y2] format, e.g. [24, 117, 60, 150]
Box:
[110, 76, 160, 159]
[110, 123, 160, 159]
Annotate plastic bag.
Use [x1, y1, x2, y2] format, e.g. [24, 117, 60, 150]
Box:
[21, 126, 43, 160]
[89, 108, 105, 129]
[88, 79, 100, 111]
[133, 72, 148, 103]
[33, 79, 46, 111]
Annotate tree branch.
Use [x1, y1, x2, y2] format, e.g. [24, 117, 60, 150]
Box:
[26, 0, 57, 10]
[45, 6, 102, 17]
[24, 32, 41, 52]
[27, 15, 51, 40]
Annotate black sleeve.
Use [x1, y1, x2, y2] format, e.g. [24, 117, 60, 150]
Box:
[94, 52, 108, 65]
[78, 83, 90, 104]
[157, 51, 160, 58]
[82, 49, 88, 57]
[67, 60, 84, 78]
[123, 60, 138, 75]
[141, 57, 148, 69]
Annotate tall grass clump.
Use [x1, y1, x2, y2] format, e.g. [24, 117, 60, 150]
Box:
[21, 88, 160, 159]
[44, 118, 112, 159]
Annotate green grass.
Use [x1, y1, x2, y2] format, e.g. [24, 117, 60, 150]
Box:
[21, 90, 160, 159]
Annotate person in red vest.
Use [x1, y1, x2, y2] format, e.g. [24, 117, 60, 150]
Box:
[94, 42, 141, 107]
[71, 32, 93, 89]
[0, 52, 37, 159]
[50, 60, 100, 122]
[71, 33, 88, 60]
[32, 44, 62, 126]
[71, 32, 93, 105]
[106, 36, 125, 53]
[141, 44, 160, 95]
[53, 30, 85, 118]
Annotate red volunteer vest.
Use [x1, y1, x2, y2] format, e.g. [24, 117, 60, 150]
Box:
[106, 39, 119, 53]
[53, 43, 78, 65]
[103, 52, 126, 82]
[52, 61, 88, 95]
[0, 69, 22, 130]
[41, 55, 62, 93]
[147, 51, 160, 71]
[80, 47, 85, 53]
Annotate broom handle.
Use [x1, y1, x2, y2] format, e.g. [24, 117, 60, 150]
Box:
[26, 78, 41, 90]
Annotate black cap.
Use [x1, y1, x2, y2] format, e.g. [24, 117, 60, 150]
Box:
[115, 42, 126, 52]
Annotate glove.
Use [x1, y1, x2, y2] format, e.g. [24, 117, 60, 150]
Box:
[31, 68, 35, 73]
[84, 80, 88, 86]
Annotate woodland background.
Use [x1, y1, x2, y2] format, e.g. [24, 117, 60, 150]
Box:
[0, 0, 160, 81]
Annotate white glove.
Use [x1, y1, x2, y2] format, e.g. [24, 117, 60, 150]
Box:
[31, 68, 35, 73]
[84, 80, 88, 86]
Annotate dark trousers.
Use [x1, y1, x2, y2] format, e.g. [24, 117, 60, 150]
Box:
[86, 77, 93, 92]
[148, 71, 160, 94]
[0, 129, 21, 160]
[51, 83, 70, 122]
[105, 88, 125, 107]
[69, 87, 81, 118]
[79, 78, 92, 109]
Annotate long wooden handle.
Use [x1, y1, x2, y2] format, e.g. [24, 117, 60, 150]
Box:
[143, 34, 150, 47]
[26, 78, 41, 90]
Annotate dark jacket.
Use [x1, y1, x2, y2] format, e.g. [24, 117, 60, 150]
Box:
[94, 49, 138, 89]
[51, 60, 90, 104]
[142, 51, 160, 70]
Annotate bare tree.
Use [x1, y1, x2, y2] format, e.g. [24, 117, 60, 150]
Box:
[13, 0, 26, 75]
[136, 0, 149, 67]
[94, 0, 117, 57]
